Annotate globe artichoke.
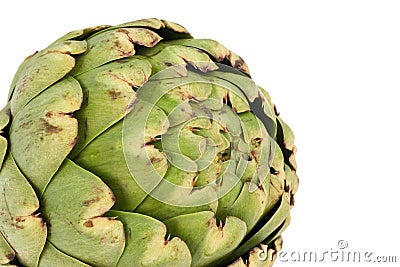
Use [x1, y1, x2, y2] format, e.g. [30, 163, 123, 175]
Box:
[0, 18, 298, 267]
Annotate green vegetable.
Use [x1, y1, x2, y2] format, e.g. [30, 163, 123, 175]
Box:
[0, 18, 298, 267]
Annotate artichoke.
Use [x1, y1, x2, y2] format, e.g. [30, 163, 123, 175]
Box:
[0, 18, 298, 267]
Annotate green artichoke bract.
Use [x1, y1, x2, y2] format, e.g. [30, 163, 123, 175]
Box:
[0, 18, 298, 267]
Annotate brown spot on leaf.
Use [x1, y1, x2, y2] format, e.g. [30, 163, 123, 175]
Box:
[62, 93, 70, 100]
[148, 38, 159, 47]
[206, 216, 216, 227]
[258, 184, 265, 192]
[218, 220, 224, 231]
[107, 73, 135, 88]
[13, 223, 24, 229]
[45, 111, 54, 117]
[116, 29, 134, 43]
[108, 89, 123, 100]
[6, 253, 15, 261]
[29, 51, 39, 58]
[164, 234, 171, 246]
[15, 217, 26, 223]
[83, 220, 94, 227]
[19, 120, 33, 129]
[233, 58, 244, 69]
[150, 157, 163, 164]
[20, 113, 31, 120]
[290, 194, 296, 206]
[113, 40, 121, 48]
[70, 136, 78, 147]
[82, 196, 101, 206]
[40, 118, 62, 134]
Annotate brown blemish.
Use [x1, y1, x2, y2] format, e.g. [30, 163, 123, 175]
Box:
[5, 107, 11, 117]
[12, 223, 24, 229]
[251, 151, 259, 162]
[290, 194, 296, 206]
[150, 157, 163, 164]
[26, 51, 39, 60]
[15, 76, 34, 95]
[15, 217, 26, 223]
[113, 40, 122, 49]
[70, 136, 78, 147]
[218, 220, 223, 231]
[258, 184, 265, 192]
[6, 253, 14, 261]
[163, 234, 171, 246]
[40, 118, 62, 134]
[62, 93, 70, 100]
[165, 62, 173, 66]
[206, 216, 215, 227]
[116, 29, 135, 44]
[148, 37, 160, 47]
[83, 220, 94, 227]
[114, 29, 136, 57]
[233, 57, 245, 69]
[19, 112, 30, 120]
[45, 111, 54, 117]
[19, 120, 33, 129]
[107, 73, 134, 88]
[82, 196, 101, 206]
[108, 89, 123, 100]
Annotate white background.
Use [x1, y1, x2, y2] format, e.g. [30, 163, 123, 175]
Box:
[1, 1, 399, 266]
